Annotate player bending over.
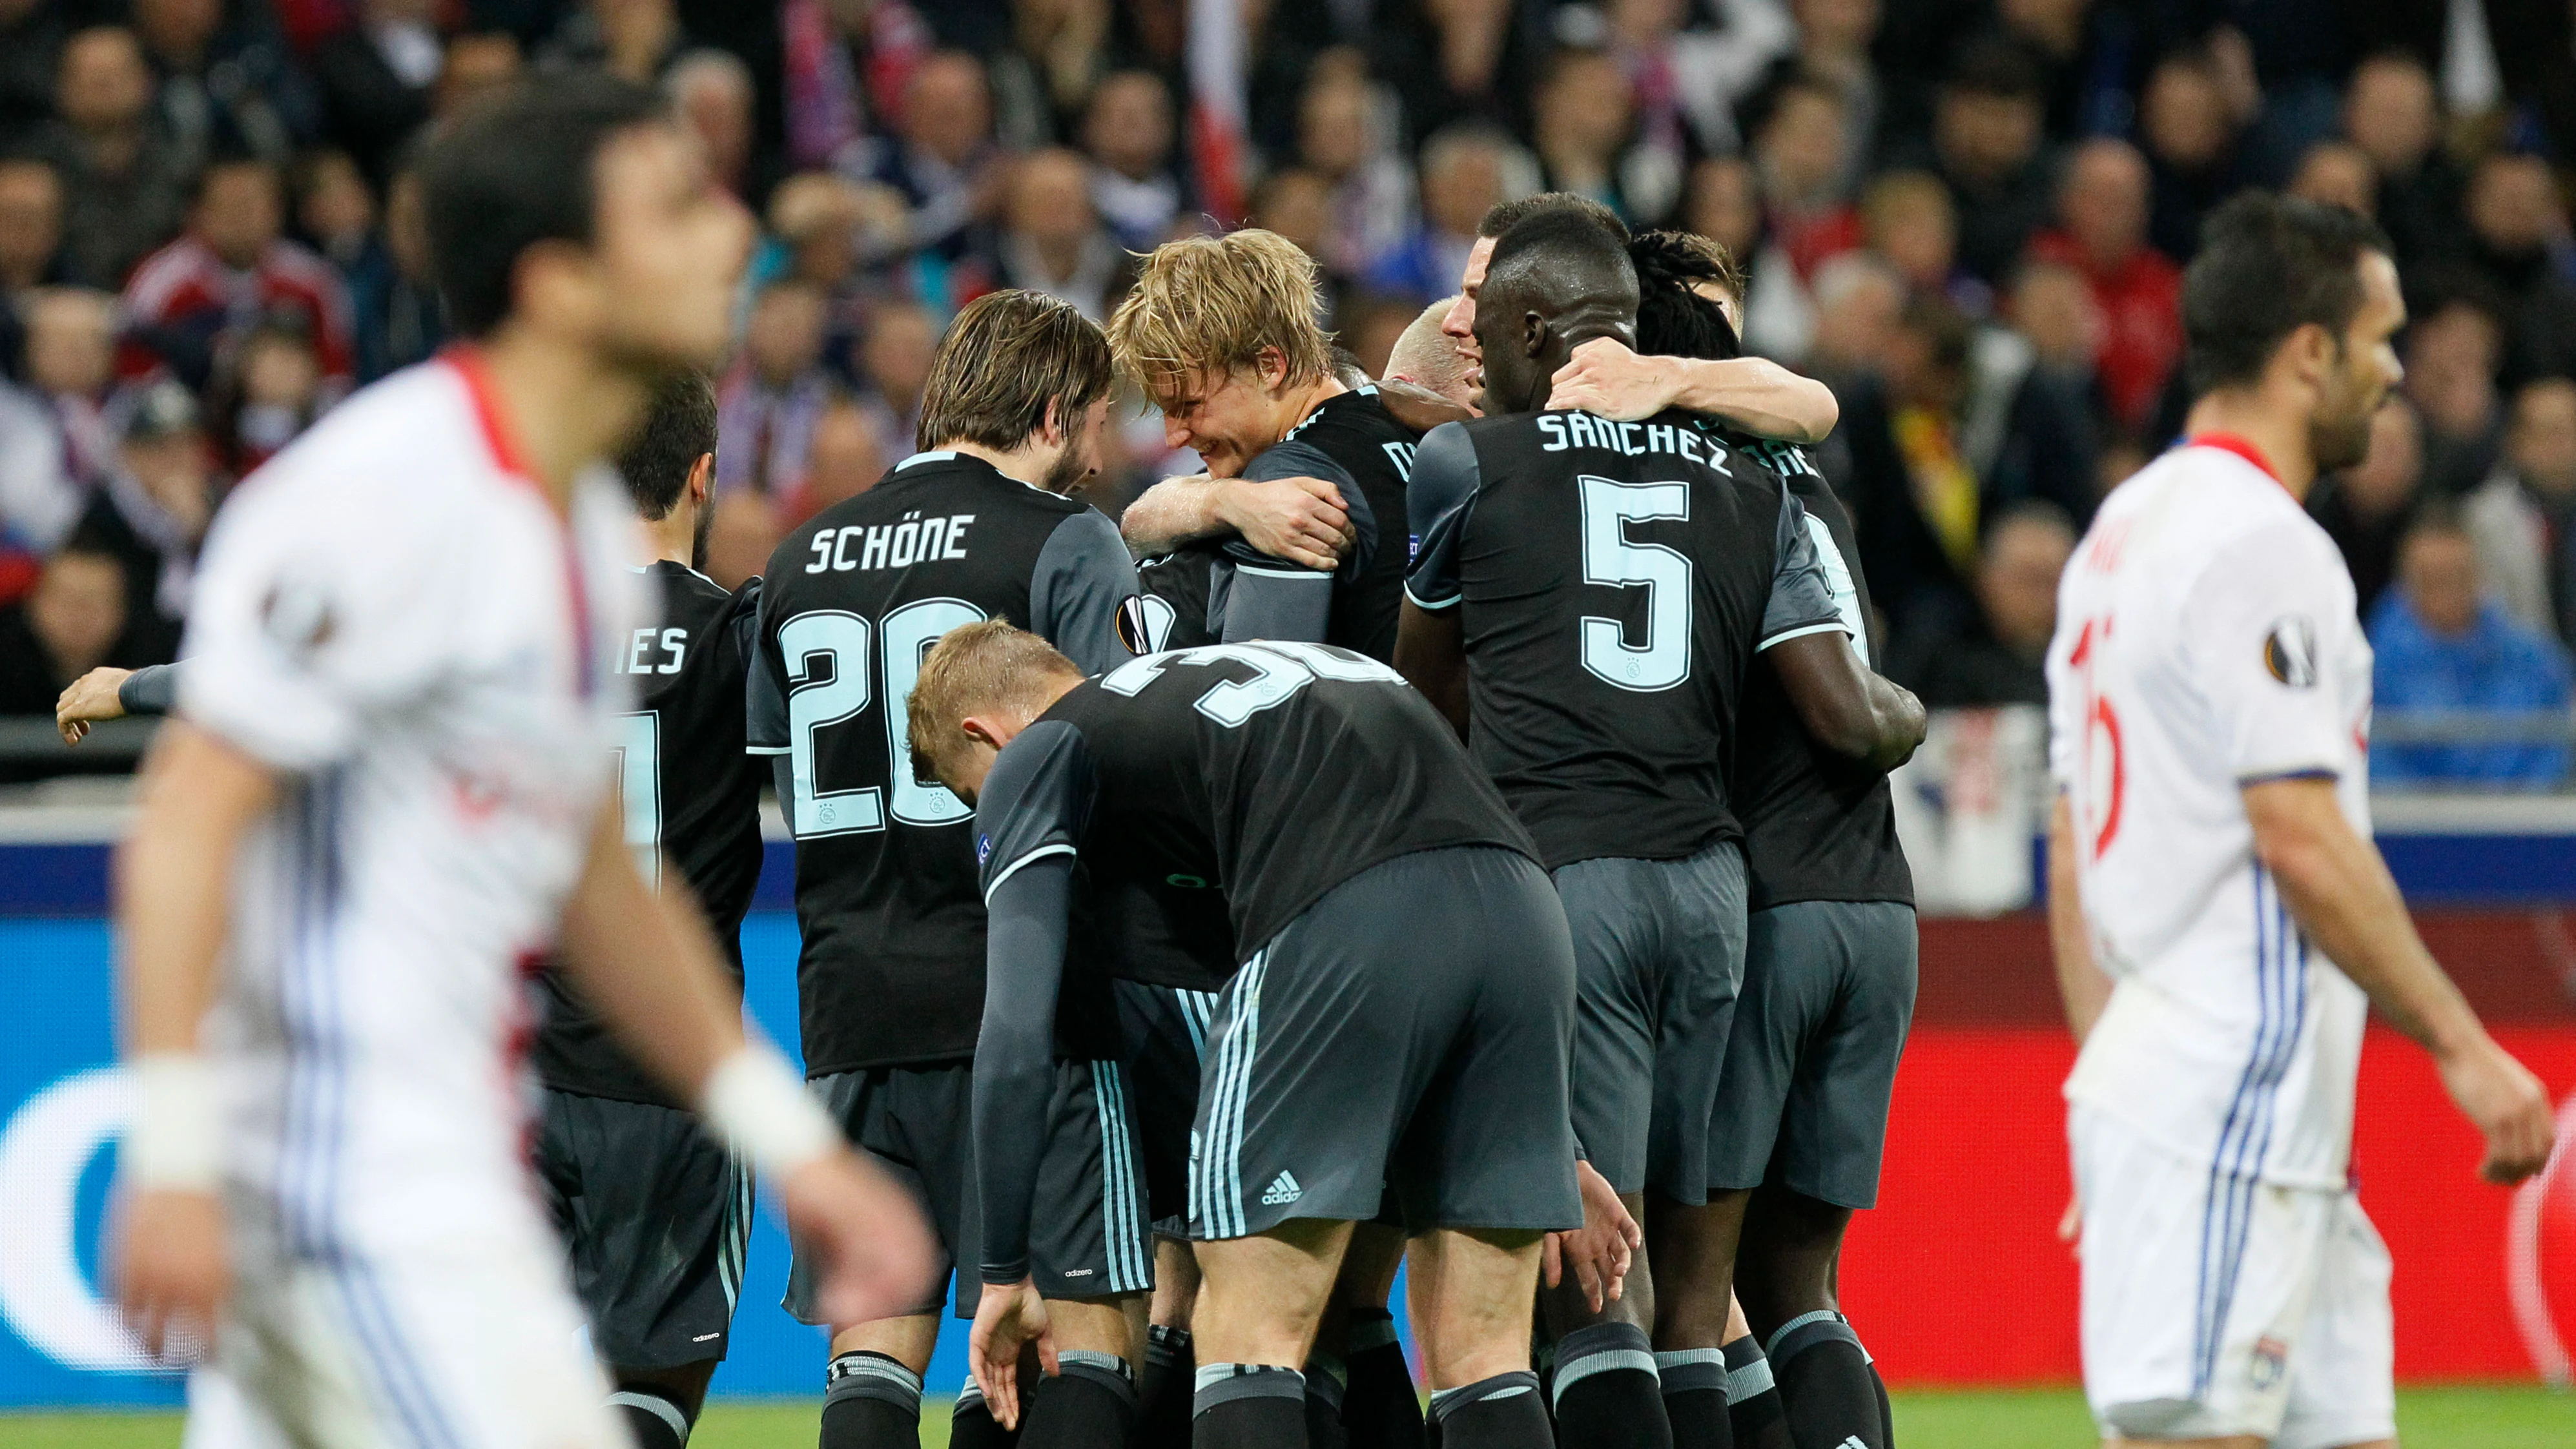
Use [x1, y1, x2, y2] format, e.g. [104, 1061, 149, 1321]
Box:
[110, 76, 933, 1449]
[748, 287, 1153, 1449]
[1396, 212, 1922, 1449]
[914, 624, 1590, 1449]
[2047, 192, 2555, 1449]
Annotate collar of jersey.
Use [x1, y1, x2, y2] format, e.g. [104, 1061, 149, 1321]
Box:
[2184, 432, 2283, 486]
[892, 447, 1064, 497]
[895, 450, 958, 470]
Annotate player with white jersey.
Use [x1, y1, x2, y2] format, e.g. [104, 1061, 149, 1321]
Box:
[2046, 194, 2554, 1449]
[109, 76, 934, 1449]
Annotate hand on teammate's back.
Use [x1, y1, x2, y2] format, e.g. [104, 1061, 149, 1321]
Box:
[777, 1149, 941, 1328]
[1219, 475, 1352, 571]
[1543, 1158, 1643, 1313]
[2435, 1034, 2558, 1184]
[111, 1186, 226, 1361]
[1545, 337, 1678, 421]
[967, 1277, 1056, 1429]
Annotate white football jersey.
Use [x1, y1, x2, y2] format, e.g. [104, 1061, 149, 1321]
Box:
[181, 355, 642, 1255]
[2046, 437, 2374, 1190]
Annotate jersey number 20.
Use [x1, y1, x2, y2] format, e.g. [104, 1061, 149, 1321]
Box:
[782, 600, 986, 838]
[1579, 477, 1691, 692]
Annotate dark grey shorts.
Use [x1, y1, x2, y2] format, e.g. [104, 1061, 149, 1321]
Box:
[1113, 978, 1222, 1235]
[782, 1060, 1151, 1323]
[534, 1089, 751, 1370]
[1708, 898, 1917, 1208]
[1554, 838, 1748, 1204]
[1188, 845, 1582, 1240]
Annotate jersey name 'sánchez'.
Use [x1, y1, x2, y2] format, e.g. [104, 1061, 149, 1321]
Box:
[749, 451, 1139, 1074]
[973, 642, 1535, 983]
[1405, 408, 1844, 870]
[1726, 438, 1913, 909]
[2046, 439, 2374, 1189]
[534, 564, 767, 1107]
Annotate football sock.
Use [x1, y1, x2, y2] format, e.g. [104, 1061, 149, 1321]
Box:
[1652, 1350, 1732, 1449]
[1140, 1324, 1197, 1449]
[1020, 1350, 1137, 1449]
[1871, 1362, 1894, 1447]
[1551, 1323, 1669, 1449]
[818, 1352, 918, 1449]
[954, 1381, 1021, 1449]
[1719, 1336, 1788, 1449]
[1427, 1372, 1549, 1449]
[1195, 1364, 1309, 1449]
[1342, 1309, 1427, 1449]
[1768, 1312, 1884, 1449]
[608, 1388, 692, 1449]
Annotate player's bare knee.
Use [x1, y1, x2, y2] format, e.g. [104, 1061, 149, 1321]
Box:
[828, 1313, 942, 1373]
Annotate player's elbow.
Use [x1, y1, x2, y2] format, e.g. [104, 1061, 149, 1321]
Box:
[2243, 778, 2353, 890]
[1782, 373, 1839, 444]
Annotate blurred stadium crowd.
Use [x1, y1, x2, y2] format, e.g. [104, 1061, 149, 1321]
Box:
[1, 0, 2575, 787]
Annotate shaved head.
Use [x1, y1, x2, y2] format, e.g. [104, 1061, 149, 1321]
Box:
[1474, 209, 1639, 414]
[1387, 296, 1475, 407]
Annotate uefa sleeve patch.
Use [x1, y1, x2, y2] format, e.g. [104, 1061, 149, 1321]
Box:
[2263, 615, 2319, 688]
[1115, 594, 1173, 655]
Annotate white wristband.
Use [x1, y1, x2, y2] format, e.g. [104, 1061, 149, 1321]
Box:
[701, 1047, 838, 1177]
[126, 1054, 222, 1192]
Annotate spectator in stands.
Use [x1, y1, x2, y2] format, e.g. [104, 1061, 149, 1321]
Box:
[0, 366, 81, 592]
[852, 49, 1002, 283]
[667, 48, 759, 200]
[1802, 249, 1904, 387]
[311, 0, 441, 188]
[0, 0, 73, 145]
[1296, 52, 1417, 284]
[77, 378, 212, 664]
[1913, 37, 2056, 285]
[1250, 167, 1339, 282]
[214, 314, 324, 473]
[1366, 123, 1509, 304]
[1082, 69, 1183, 252]
[2402, 282, 2507, 497]
[2137, 45, 2248, 265]
[21, 287, 117, 488]
[1787, 0, 1882, 188]
[438, 29, 524, 117]
[130, 0, 314, 172]
[2460, 152, 2576, 385]
[2286, 138, 2378, 220]
[778, 393, 887, 528]
[2310, 398, 2428, 617]
[2028, 138, 2183, 440]
[1379, 0, 1542, 147]
[0, 537, 130, 717]
[349, 163, 442, 382]
[1888, 498, 2074, 707]
[1985, 0, 2137, 141]
[717, 278, 835, 500]
[854, 297, 935, 453]
[0, 154, 64, 297]
[293, 149, 377, 276]
[993, 147, 1130, 322]
[1602, 0, 1788, 187]
[1530, 46, 1649, 225]
[541, 0, 693, 84]
[123, 154, 355, 395]
[37, 27, 192, 291]
[2369, 504, 2571, 790]
[1340, 293, 1419, 380]
[2462, 378, 2576, 643]
[1858, 169, 1984, 316]
[985, 0, 1113, 150]
[2006, 256, 2103, 416]
[1747, 70, 1859, 284]
[2341, 52, 2464, 271]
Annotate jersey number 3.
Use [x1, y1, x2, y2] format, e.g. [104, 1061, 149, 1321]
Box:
[783, 600, 987, 838]
[1579, 477, 1692, 692]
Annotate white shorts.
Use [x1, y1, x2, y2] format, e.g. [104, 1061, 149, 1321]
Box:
[183, 1225, 619, 1449]
[2070, 1104, 2395, 1449]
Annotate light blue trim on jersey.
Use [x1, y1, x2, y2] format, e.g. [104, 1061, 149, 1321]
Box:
[1089, 1061, 1151, 1293]
[983, 843, 1077, 905]
[1194, 954, 1269, 1239]
[896, 451, 958, 470]
[1754, 621, 1845, 653]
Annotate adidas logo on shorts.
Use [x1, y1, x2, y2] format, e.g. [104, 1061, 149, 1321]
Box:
[1260, 1170, 1303, 1206]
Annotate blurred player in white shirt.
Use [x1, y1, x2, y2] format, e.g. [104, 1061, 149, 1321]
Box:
[2046, 193, 2555, 1449]
[108, 76, 935, 1449]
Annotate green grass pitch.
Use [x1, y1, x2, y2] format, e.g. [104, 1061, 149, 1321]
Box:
[5, 1386, 2566, 1447]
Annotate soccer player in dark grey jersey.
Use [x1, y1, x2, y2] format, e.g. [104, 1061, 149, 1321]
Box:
[910, 622, 1586, 1449]
[746, 291, 1149, 1449]
[1396, 212, 1924, 1449]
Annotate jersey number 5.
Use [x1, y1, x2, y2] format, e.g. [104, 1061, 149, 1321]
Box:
[782, 600, 987, 838]
[1579, 477, 1692, 692]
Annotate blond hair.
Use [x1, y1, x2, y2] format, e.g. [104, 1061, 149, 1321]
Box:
[1105, 228, 1334, 406]
[907, 621, 1084, 786]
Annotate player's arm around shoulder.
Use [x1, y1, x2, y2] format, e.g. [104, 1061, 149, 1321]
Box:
[1394, 420, 1479, 737]
[1118, 469, 1352, 570]
[1546, 336, 1838, 444]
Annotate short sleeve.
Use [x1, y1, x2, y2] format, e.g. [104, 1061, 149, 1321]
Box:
[2182, 524, 2354, 782]
[1031, 509, 1145, 676]
[1755, 489, 1845, 651]
[1403, 421, 1480, 611]
[745, 583, 790, 754]
[177, 478, 462, 772]
[974, 718, 1097, 902]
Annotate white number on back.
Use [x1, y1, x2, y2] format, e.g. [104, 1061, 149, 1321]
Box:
[1578, 476, 1692, 692]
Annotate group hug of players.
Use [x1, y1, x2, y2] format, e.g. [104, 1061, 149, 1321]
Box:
[90, 194, 1923, 1449]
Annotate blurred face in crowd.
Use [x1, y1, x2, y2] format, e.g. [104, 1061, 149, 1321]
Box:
[1085, 72, 1173, 181]
[1536, 52, 1631, 169]
[123, 425, 213, 539]
[30, 551, 126, 680]
[297, 151, 375, 251]
[906, 54, 993, 167]
[1422, 141, 1503, 240]
[1153, 353, 1309, 478]
[2141, 59, 2231, 171]
[1809, 261, 1903, 375]
[802, 400, 885, 514]
[133, 0, 220, 67]
[2060, 139, 2150, 268]
[194, 163, 284, 269]
[2398, 526, 2482, 636]
[863, 303, 937, 411]
[1757, 85, 1847, 204]
[241, 328, 321, 409]
[2508, 380, 2576, 498]
[581, 122, 757, 374]
[672, 57, 754, 191]
[747, 281, 828, 386]
[1791, 0, 1878, 54]
[439, 32, 523, 115]
[1252, 169, 1333, 260]
[385, 169, 432, 281]
[1007, 149, 1096, 250]
[1977, 511, 2074, 655]
[1685, 156, 1760, 260]
[1297, 74, 1370, 179]
[1999, 0, 2085, 54]
[2467, 154, 2563, 256]
[2402, 300, 2499, 440]
[2342, 400, 2424, 519]
[2012, 260, 2100, 369]
[1935, 84, 2040, 185]
[0, 159, 63, 289]
[26, 288, 116, 397]
[1863, 174, 1955, 289]
[2309, 252, 2407, 473]
[57, 28, 152, 134]
[2288, 141, 2378, 219]
[2342, 57, 2437, 176]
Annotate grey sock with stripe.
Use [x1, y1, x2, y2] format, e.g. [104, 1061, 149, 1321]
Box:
[1766, 1313, 1881, 1449]
[1553, 1323, 1671, 1449]
[818, 1352, 918, 1449]
[608, 1388, 692, 1449]
[1195, 1364, 1306, 1449]
[1427, 1372, 1549, 1449]
[1715, 1337, 1787, 1449]
[1022, 1349, 1135, 1449]
[1653, 1349, 1733, 1449]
